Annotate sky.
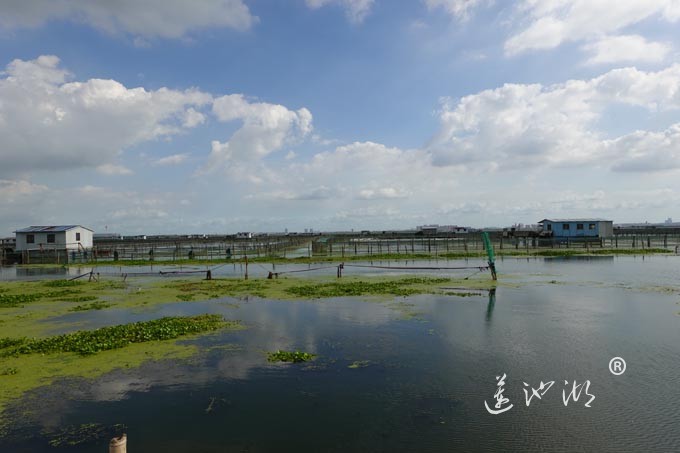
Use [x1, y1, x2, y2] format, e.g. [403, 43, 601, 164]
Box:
[1, 0, 680, 235]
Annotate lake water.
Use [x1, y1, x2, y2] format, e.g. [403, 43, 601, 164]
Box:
[1, 257, 679, 451]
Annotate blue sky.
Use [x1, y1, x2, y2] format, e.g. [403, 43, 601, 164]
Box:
[1, 0, 680, 235]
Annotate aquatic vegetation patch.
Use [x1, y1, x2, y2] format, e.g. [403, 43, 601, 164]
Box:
[42, 280, 84, 288]
[0, 338, 26, 350]
[0, 289, 87, 308]
[0, 314, 239, 357]
[284, 277, 450, 298]
[267, 350, 315, 363]
[60, 295, 98, 303]
[0, 294, 42, 308]
[348, 360, 371, 369]
[171, 279, 270, 299]
[68, 301, 111, 312]
[443, 291, 482, 297]
[0, 367, 17, 376]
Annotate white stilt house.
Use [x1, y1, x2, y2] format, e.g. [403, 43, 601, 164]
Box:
[14, 225, 94, 263]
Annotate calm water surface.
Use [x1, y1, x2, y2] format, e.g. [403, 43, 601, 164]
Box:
[1, 257, 679, 452]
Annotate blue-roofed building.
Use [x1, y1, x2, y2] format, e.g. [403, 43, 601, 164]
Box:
[14, 225, 94, 252]
[538, 219, 613, 239]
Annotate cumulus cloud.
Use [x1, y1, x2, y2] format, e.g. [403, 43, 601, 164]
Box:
[0, 182, 189, 234]
[249, 186, 336, 201]
[152, 153, 189, 166]
[357, 187, 409, 199]
[424, 0, 487, 20]
[0, 55, 211, 177]
[0, 179, 48, 202]
[96, 164, 133, 175]
[607, 124, 680, 172]
[429, 64, 680, 172]
[305, 0, 375, 24]
[583, 35, 671, 65]
[243, 141, 461, 218]
[504, 0, 679, 57]
[202, 94, 312, 173]
[0, 0, 256, 39]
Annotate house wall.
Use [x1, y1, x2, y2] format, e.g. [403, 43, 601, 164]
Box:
[544, 221, 601, 238]
[15, 232, 67, 251]
[598, 221, 614, 237]
[542, 220, 614, 238]
[65, 227, 93, 249]
[15, 227, 93, 251]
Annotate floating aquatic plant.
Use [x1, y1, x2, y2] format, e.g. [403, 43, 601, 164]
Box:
[267, 350, 315, 363]
[0, 314, 239, 357]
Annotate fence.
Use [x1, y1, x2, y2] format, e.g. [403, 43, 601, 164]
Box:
[308, 233, 680, 258]
[4, 232, 680, 265]
[90, 236, 310, 263]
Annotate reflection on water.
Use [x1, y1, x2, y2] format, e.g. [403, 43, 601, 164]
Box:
[1, 258, 680, 452]
[486, 288, 496, 323]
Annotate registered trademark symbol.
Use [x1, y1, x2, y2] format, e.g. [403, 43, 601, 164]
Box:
[609, 357, 626, 376]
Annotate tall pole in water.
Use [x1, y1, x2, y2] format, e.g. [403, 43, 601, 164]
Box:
[481, 232, 497, 281]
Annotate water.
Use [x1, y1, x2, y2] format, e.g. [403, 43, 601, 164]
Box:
[1, 257, 679, 451]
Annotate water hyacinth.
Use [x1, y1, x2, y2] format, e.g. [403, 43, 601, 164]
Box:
[0, 314, 239, 357]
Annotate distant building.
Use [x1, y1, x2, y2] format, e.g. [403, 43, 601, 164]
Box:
[538, 219, 613, 238]
[93, 233, 123, 241]
[14, 225, 93, 251]
[417, 224, 470, 235]
[236, 232, 253, 239]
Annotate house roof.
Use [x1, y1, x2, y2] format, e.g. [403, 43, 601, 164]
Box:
[538, 218, 611, 223]
[14, 225, 93, 233]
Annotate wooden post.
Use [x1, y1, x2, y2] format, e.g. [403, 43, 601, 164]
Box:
[109, 434, 127, 453]
[244, 255, 248, 280]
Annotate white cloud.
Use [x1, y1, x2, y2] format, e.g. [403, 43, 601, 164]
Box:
[249, 186, 336, 201]
[583, 35, 671, 65]
[0, 179, 48, 202]
[429, 64, 680, 172]
[0, 182, 191, 235]
[0, 0, 256, 39]
[152, 153, 189, 166]
[505, 0, 680, 56]
[0, 55, 212, 177]
[333, 206, 402, 219]
[606, 124, 680, 172]
[305, 0, 375, 24]
[202, 94, 312, 173]
[424, 0, 487, 20]
[96, 164, 133, 175]
[357, 187, 409, 199]
[246, 141, 460, 215]
[182, 108, 206, 128]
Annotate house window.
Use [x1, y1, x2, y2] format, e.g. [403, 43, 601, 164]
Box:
[577, 224, 584, 230]
[546, 224, 552, 231]
[47, 234, 55, 243]
[589, 223, 596, 230]
[26, 234, 35, 244]
[562, 224, 570, 230]
[76, 232, 81, 241]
